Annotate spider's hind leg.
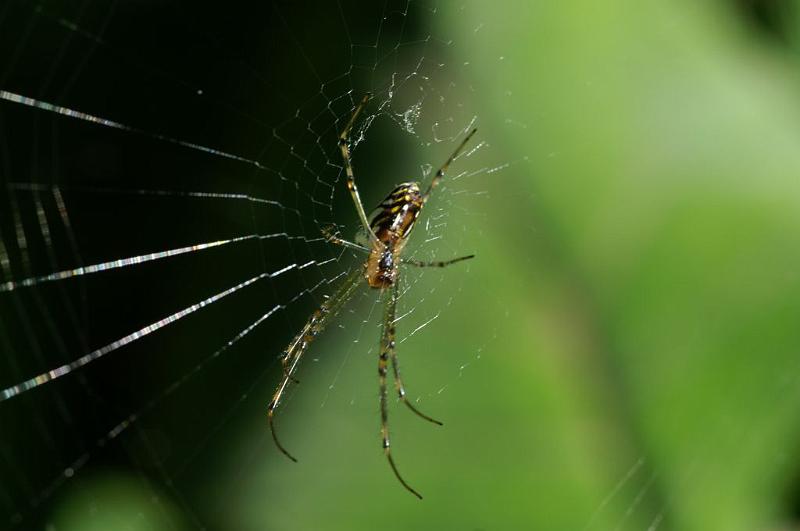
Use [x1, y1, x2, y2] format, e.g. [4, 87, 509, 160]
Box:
[338, 93, 378, 242]
[422, 128, 478, 200]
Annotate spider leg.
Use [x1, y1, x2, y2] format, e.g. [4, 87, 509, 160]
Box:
[385, 281, 444, 426]
[422, 128, 478, 201]
[380, 281, 424, 499]
[338, 93, 379, 243]
[268, 268, 363, 462]
[281, 351, 300, 384]
[321, 224, 370, 254]
[403, 254, 475, 268]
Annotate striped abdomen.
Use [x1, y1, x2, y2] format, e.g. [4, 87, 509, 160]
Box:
[365, 182, 423, 288]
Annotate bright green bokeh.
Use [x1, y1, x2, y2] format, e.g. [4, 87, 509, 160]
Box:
[214, 2, 800, 530]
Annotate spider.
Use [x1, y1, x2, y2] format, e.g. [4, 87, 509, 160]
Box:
[267, 93, 476, 499]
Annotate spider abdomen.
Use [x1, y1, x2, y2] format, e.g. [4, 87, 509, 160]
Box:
[365, 182, 423, 289]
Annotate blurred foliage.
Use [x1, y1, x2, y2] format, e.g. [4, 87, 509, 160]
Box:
[51, 474, 182, 531]
[221, 1, 800, 530]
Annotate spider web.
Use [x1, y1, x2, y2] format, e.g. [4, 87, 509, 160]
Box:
[0, 0, 497, 528]
[1, 1, 773, 530]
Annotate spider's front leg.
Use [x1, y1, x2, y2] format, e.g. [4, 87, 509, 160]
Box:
[321, 224, 370, 254]
[403, 254, 475, 268]
[267, 268, 363, 462]
[379, 281, 430, 500]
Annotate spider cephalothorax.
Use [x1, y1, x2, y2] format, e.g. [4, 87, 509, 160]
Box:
[267, 93, 476, 499]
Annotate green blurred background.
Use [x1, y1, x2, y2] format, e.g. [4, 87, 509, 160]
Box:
[2, 1, 800, 530]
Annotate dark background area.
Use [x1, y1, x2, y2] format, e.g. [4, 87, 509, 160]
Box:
[0, 1, 431, 528]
